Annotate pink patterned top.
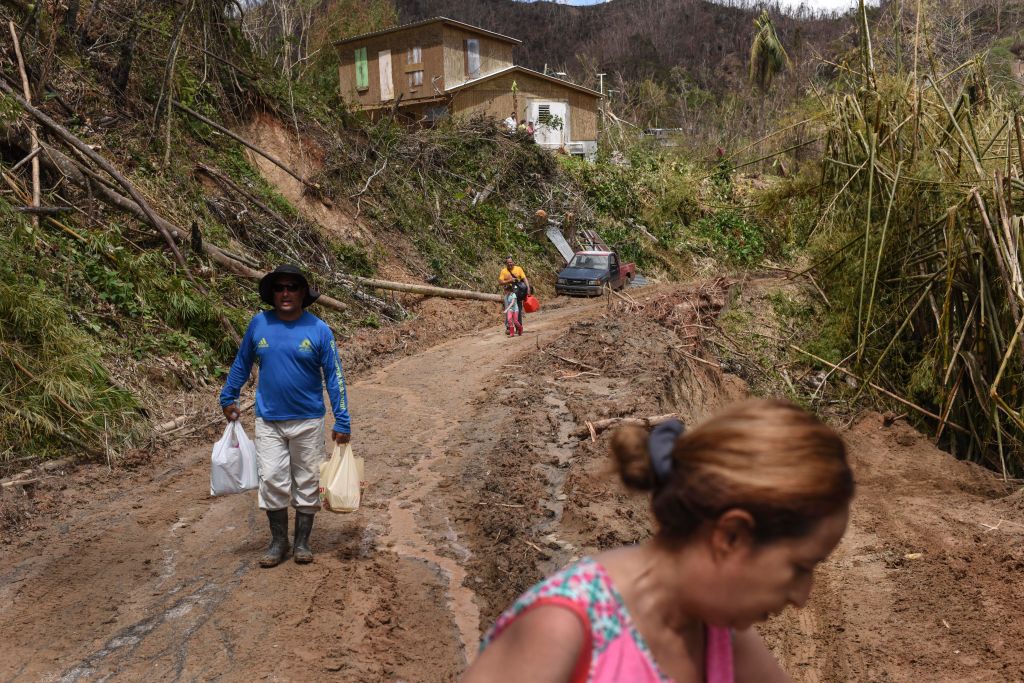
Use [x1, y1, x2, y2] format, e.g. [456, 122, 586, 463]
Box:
[481, 557, 734, 683]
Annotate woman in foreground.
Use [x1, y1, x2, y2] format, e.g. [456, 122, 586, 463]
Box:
[464, 399, 854, 683]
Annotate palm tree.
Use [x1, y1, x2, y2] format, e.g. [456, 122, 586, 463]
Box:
[749, 10, 790, 91]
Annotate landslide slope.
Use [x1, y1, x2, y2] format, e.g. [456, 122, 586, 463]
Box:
[0, 0, 677, 476]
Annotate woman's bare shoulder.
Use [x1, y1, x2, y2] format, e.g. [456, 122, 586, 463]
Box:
[463, 605, 586, 683]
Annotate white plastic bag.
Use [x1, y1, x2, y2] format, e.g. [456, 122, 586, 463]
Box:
[319, 444, 363, 513]
[210, 421, 258, 496]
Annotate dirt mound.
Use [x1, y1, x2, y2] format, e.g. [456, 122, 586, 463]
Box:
[436, 281, 743, 626]
[242, 114, 427, 284]
[762, 412, 1024, 682]
[243, 114, 363, 241]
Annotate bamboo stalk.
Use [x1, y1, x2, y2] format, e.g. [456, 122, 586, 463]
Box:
[934, 82, 985, 178]
[973, 189, 1024, 352]
[988, 308, 1024, 398]
[1014, 114, 1024, 177]
[790, 345, 968, 434]
[853, 278, 938, 404]
[9, 22, 39, 230]
[856, 119, 877, 363]
[935, 366, 964, 442]
[862, 161, 903, 357]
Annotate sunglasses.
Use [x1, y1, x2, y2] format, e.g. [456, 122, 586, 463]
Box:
[272, 283, 301, 293]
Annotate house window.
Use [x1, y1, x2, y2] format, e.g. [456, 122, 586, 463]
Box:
[408, 70, 424, 88]
[537, 104, 552, 125]
[354, 47, 368, 90]
[465, 38, 480, 79]
[406, 46, 422, 65]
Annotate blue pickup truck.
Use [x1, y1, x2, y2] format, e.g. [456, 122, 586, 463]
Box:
[555, 250, 636, 297]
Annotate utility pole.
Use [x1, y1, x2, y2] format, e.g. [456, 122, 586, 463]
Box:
[597, 73, 606, 95]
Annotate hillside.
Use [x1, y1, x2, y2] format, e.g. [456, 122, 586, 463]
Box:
[394, 0, 852, 92]
[0, 0, 690, 472]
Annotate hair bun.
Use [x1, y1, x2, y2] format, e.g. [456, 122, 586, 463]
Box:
[610, 425, 657, 491]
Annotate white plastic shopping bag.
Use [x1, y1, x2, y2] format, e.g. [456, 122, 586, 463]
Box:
[319, 444, 363, 513]
[210, 421, 258, 496]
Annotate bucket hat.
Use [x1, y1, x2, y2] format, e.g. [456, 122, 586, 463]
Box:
[258, 264, 320, 308]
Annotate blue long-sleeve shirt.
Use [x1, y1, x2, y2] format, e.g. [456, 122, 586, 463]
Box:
[219, 311, 351, 434]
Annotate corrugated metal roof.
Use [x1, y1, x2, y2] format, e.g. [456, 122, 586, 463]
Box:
[334, 16, 522, 47]
[447, 65, 603, 99]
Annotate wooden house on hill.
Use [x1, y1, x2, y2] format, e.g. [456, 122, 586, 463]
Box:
[335, 17, 601, 158]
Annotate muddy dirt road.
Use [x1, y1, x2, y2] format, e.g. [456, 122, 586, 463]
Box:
[0, 299, 601, 682]
[2, 283, 1023, 682]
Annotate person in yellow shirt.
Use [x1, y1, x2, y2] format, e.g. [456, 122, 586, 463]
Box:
[498, 256, 531, 327]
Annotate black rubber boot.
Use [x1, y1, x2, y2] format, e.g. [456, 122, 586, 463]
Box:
[259, 509, 290, 568]
[293, 512, 314, 564]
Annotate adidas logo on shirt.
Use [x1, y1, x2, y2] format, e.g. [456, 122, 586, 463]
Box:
[257, 337, 269, 349]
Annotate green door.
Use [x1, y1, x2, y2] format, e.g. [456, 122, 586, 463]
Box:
[355, 47, 369, 90]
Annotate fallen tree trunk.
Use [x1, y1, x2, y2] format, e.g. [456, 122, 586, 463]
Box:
[204, 242, 348, 313]
[0, 78, 187, 267]
[173, 101, 320, 194]
[9, 22, 39, 230]
[0, 127, 344, 318]
[574, 413, 680, 439]
[0, 79, 240, 343]
[353, 276, 502, 302]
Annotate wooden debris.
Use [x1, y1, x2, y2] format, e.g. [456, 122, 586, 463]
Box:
[195, 163, 293, 232]
[541, 349, 600, 373]
[154, 415, 190, 434]
[203, 243, 348, 313]
[9, 22, 39, 229]
[353, 276, 502, 303]
[1, 477, 39, 490]
[574, 413, 680, 438]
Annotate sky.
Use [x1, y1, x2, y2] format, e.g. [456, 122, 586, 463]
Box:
[537, 0, 879, 12]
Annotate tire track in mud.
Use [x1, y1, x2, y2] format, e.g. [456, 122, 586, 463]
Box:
[352, 303, 600, 668]
[364, 380, 480, 663]
[59, 561, 248, 683]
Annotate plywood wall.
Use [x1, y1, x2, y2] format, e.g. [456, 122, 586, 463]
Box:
[338, 23, 517, 110]
[451, 73, 599, 142]
[337, 24, 446, 107]
[441, 27, 515, 88]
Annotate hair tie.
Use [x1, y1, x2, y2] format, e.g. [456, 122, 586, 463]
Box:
[648, 419, 685, 484]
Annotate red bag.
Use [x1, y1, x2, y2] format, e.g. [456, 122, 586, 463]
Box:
[523, 294, 540, 313]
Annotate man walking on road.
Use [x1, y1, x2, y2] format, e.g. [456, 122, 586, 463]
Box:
[219, 264, 351, 567]
[498, 256, 531, 328]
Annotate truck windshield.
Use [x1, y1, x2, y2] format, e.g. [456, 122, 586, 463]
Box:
[569, 254, 609, 270]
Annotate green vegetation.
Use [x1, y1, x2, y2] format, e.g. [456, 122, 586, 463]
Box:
[729, 2, 1024, 476]
[688, 210, 766, 266]
[0, 204, 140, 461]
[750, 10, 791, 91]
